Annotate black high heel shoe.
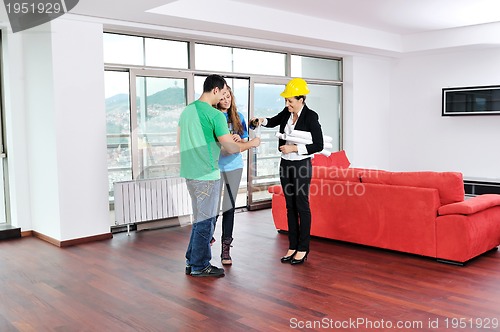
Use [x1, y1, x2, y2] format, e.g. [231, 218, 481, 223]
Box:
[280, 250, 297, 263]
[291, 251, 309, 265]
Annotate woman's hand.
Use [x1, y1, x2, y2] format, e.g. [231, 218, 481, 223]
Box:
[279, 144, 298, 154]
[249, 117, 264, 127]
[232, 134, 242, 142]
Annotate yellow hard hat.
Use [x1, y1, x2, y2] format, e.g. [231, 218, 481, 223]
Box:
[280, 78, 310, 98]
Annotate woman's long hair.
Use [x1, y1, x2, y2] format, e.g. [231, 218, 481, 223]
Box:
[216, 86, 244, 136]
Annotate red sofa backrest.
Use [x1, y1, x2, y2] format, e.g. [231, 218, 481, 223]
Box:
[361, 171, 464, 205]
[312, 166, 362, 182]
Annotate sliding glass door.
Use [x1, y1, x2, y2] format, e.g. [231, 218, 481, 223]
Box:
[193, 75, 250, 209]
[105, 69, 192, 202]
[103, 32, 343, 215]
[247, 80, 342, 209]
[248, 81, 287, 209]
[130, 70, 192, 180]
[105, 69, 342, 214]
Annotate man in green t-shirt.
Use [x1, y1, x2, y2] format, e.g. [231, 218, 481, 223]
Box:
[178, 74, 260, 277]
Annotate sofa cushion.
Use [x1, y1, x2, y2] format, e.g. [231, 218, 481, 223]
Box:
[312, 150, 350, 168]
[438, 194, 500, 215]
[361, 171, 464, 205]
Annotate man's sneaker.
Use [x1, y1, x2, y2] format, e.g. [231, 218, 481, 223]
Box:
[190, 265, 225, 277]
[185, 265, 191, 275]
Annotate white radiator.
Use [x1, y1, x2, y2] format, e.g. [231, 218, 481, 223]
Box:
[113, 177, 192, 232]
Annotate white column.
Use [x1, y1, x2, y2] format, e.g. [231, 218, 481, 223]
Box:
[3, 18, 110, 241]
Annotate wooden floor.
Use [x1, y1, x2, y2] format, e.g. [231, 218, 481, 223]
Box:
[1, 209, 500, 331]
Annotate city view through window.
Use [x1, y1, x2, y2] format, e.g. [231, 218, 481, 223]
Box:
[104, 32, 342, 216]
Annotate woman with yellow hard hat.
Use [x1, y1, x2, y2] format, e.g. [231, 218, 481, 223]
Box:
[252, 78, 324, 265]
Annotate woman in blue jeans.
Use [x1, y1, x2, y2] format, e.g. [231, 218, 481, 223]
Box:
[216, 86, 248, 265]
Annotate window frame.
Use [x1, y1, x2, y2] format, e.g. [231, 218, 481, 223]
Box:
[103, 31, 344, 210]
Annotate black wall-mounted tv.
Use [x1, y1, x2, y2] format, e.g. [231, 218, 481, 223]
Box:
[442, 85, 500, 116]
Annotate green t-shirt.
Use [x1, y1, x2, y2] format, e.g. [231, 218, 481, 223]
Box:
[178, 100, 230, 180]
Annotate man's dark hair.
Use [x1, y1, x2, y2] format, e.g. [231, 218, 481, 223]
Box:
[203, 74, 227, 93]
[294, 95, 306, 102]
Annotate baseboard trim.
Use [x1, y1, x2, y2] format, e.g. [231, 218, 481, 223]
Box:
[32, 231, 113, 247]
[21, 230, 33, 237]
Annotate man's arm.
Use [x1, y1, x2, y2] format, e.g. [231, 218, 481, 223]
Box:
[176, 127, 181, 151]
[218, 134, 260, 154]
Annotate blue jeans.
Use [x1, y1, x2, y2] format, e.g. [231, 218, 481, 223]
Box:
[185, 179, 221, 272]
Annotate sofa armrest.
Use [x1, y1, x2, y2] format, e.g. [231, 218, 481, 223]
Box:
[438, 194, 500, 215]
[268, 185, 283, 195]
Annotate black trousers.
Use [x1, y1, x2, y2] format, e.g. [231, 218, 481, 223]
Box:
[279, 158, 312, 252]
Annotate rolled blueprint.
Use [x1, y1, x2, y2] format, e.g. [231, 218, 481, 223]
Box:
[275, 132, 333, 149]
[289, 129, 333, 143]
[275, 131, 333, 156]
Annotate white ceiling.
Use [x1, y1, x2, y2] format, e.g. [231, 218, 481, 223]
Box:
[69, 0, 500, 35]
[2, 0, 500, 56]
[236, 0, 500, 34]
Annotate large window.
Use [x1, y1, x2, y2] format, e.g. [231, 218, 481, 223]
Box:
[195, 44, 286, 76]
[194, 75, 250, 208]
[291, 55, 342, 81]
[250, 83, 286, 205]
[145, 38, 188, 69]
[103, 33, 189, 69]
[105, 71, 132, 198]
[133, 74, 188, 179]
[103, 34, 143, 66]
[104, 32, 343, 212]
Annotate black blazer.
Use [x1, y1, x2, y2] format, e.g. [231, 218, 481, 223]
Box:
[264, 105, 324, 155]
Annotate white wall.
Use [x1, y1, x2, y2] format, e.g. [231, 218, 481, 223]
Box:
[50, 19, 110, 240]
[390, 48, 500, 179]
[343, 55, 393, 170]
[1, 31, 32, 230]
[2, 19, 110, 240]
[24, 25, 61, 237]
[319, 43, 500, 180]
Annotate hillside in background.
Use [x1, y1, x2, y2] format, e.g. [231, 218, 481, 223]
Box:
[105, 85, 284, 134]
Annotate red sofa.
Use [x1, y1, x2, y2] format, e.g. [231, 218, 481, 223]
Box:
[268, 152, 500, 264]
